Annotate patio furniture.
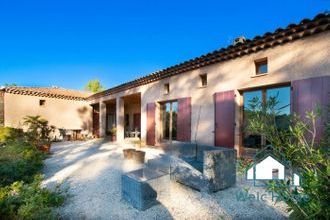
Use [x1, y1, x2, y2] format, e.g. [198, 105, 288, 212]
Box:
[131, 131, 140, 138]
[122, 167, 170, 211]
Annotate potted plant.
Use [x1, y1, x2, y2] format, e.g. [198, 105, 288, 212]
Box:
[38, 139, 51, 153]
[133, 139, 142, 149]
[110, 126, 117, 142]
[23, 115, 55, 153]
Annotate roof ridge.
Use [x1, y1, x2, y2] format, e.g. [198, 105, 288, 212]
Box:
[88, 12, 330, 100]
[4, 86, 90, 101]
[5, 86, 89, 93]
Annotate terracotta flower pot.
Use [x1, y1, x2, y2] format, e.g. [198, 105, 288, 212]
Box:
[111, 135, 116, 142]
[133, 150, 145, 163]
[38, 144, 51, 153]
[123, 148, 136, 159]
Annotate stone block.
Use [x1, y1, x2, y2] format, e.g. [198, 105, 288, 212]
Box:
[169, 143, 237, 192]
[122, 167, 169, 211]
[204, 149, 236, 191]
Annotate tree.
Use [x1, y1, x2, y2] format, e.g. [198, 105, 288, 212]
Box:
[245, 96, 329, 219]
[23, 115, 55, 146]
[4, 83, 17, 87]
[84, 79, 105, 93]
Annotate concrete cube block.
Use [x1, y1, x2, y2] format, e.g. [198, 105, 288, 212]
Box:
[121, 168, 169, 211]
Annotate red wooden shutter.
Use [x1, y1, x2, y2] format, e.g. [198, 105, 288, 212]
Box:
[177, 97, 191, 142]
[214, 90, 235, 148]
[291, 76, 330, 141]
[146, 103, 156, 145]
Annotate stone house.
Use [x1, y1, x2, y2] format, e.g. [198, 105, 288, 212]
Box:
[0, 86, 92, 140]
[88, 13, 330, 156]
[1, 13, 329, 156]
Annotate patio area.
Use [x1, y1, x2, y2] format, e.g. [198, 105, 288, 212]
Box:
[43, 140, 289, 219]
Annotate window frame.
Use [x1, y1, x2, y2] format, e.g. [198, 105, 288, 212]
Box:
[254, 58, 268, 75]
[160, 100, 178, 141]
[164, 83, 170, 95]
[39, 99, 46, 107]
[199, 74, 208, 87]
[240, 84, 291, 151]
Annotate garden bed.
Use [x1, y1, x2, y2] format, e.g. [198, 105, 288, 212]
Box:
[0, 124, 66, 219]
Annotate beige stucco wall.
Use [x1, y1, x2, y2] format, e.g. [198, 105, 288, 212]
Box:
[124, 103, 141, 131]
[4, 93, 93, 137]
[91, 31, 330, 152]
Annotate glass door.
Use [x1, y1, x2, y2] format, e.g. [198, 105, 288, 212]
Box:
[161, 101, 178, 141]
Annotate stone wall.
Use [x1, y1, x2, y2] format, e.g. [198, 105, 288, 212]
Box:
[4, 93, 93, 135]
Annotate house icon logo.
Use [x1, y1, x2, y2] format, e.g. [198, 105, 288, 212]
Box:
[246, 146, 300, 187]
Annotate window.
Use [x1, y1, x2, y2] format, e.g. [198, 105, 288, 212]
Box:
[161, 101, 177, 140]
[243, 86, 290, 149]
[272, 169, 279, 179]
[164, 83, 170, 94]
[39, 100, 46, 106]
[200, 74, 207, 87]
[255, 58, 268, 75]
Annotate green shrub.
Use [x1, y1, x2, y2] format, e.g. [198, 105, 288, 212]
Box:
[0, 123, 66, 219]
[0, 142, 44, 186]
[0, 127, 24, 144]
[237, 157, 253, 177]
[245, 96, 330, 219]
[23, 116, 55, 147]
[0, 176, 65, 220]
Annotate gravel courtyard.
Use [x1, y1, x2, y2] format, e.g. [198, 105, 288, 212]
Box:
[43, 140, 289, 220]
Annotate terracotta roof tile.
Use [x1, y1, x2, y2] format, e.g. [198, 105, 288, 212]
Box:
[91, 13, 328, 100]
[3, 86, 91, 101]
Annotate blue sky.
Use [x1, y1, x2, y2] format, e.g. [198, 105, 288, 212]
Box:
[0, 0, 329, 90]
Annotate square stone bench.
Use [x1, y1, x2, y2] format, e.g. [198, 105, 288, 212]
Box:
[165, 142, 237, 192]
[121, 167, 169, 211]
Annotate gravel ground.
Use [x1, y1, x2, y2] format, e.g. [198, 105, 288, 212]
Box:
[43, 140, 289, 220]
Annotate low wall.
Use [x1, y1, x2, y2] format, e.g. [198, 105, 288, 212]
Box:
[157, 141, 235, 161]
[160, 141, 237, 192]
